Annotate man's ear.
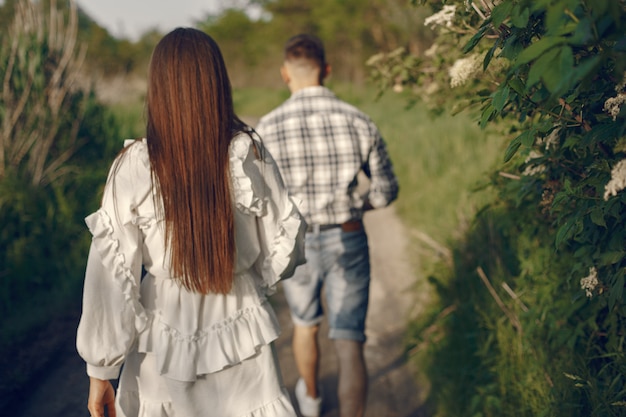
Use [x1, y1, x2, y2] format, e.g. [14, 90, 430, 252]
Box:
[280, 65, 290, 84]
[323, 64, 331, 78]
[320, 63, 331, 83]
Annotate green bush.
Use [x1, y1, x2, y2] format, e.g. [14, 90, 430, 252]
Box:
[0, 0, 120, 347]
[371, 0, 626, 415]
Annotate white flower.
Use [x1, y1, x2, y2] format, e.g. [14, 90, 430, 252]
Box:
[424, 5, 457, 28]
[603, 159, 626, 200]
[522, 150, 546, 176]
[603, 72, 626, 121]
[604, 94, 626, 121]
[580, 267, 599, 298]
[542, 128, 560, 151]
[448, 54, 482, 88]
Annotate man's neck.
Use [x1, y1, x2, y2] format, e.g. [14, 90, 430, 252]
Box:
[289, 81, 322, 94]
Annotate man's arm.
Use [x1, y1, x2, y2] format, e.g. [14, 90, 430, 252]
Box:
[364, 131, 399, 209]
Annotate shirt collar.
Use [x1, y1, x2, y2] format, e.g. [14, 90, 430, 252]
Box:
[290, 85, 335, 100]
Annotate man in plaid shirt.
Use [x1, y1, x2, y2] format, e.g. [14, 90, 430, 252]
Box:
[256, 34, 399, 417]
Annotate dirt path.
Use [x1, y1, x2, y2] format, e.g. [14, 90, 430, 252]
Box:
[8, 205, 426, 417]
[275, 205, 427, 417]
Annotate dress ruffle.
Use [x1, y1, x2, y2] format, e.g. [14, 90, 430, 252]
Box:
[85, 208, 150, 333]
[261, 198, 303, 291]
[230, 134, 266, 216]
[117, 389, 295, 417]
[244, 390, 297, 417]
[137, 301, 281, 382]
[117, 391, 176, 417]
[229, 133, 305, 291]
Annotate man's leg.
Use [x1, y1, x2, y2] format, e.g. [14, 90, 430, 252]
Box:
[293, 323, 321, 398]
[334, 339, 367, 417]
[324, 227, 371, 417]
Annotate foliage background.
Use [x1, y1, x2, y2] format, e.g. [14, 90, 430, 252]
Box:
[366, 0, 626, 416]
[2, 0, 625, 416]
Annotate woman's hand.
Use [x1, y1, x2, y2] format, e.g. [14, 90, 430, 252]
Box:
[87, 377, 116, 417]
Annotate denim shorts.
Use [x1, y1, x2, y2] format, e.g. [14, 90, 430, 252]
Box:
[282, 226, 371, 342]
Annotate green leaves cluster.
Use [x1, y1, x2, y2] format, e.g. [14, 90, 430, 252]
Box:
[466, 0, 626, 309]
[391, 0, 626, 415]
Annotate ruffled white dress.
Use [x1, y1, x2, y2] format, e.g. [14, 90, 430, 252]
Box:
[76, 132, 306, 417]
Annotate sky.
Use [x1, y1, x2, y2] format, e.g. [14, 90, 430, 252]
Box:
[75, 0, 223, 41]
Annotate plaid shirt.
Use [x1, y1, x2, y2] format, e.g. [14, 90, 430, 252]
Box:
[256, 86, 399, 226]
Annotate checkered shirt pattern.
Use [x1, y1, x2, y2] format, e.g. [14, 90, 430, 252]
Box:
[256, 86, 399, 226]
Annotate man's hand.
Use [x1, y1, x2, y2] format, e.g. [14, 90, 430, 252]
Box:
[88, 377, 116, 417]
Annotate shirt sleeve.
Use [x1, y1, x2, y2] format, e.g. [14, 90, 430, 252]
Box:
[76, 145, 149, 380]
[363, 129, 399, 209]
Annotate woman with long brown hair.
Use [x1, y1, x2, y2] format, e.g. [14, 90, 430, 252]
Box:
[76, 28, 305, 417]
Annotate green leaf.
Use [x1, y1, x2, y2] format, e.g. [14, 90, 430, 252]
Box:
[510, 6, 530, 28]
[463, 22, 491, 54]
[515, 37, 567, 66]
[503, 130, 535, 162]
[527, 48, 559, 87]
[491, 0, 514, 27]
[600, 251, 624, 265]
[570, 55, 601, 85]
[504, 136, 522, 162]
[556, 217, 578, 247]
[570, 17, 594, 45]
[483, 37, 501, 70]
[507, 77, 526, 96]
[520, 129, 536, 147]
[544, 46, 573, 94]
[551, 22, 578, 37]
[492, 85, 510, 112]
[589, 207, 607, 227]
[480, 104, 497, 128]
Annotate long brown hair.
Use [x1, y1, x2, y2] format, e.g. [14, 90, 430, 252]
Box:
[146, 28, 245, 294]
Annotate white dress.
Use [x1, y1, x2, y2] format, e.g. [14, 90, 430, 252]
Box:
[76, 132, 306, 417]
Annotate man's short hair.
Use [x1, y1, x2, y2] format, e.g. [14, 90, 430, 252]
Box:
[284, 34, 326, 69]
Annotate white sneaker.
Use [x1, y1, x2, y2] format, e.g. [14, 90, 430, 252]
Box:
[295, 378, 322, 417]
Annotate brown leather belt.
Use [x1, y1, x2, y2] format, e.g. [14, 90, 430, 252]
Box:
[306, 219, 363, 233]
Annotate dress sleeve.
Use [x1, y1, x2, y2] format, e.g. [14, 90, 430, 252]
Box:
[246, 139, 306, 294]
[76, 143, 149, 380]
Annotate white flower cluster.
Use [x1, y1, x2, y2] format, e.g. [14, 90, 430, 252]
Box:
[424, 5, 457, 28]
[541, 128, 560, 151]
[448, 54, 482, 88]
[603, 159, 626, 200]
[604, 95, 626, 121]
[522, 150, 546, 176]
[580, 267, 599, 298]
[603, 72, 626, 121]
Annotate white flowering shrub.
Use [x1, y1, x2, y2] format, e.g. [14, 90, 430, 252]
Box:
[371, 1, 626, 416]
